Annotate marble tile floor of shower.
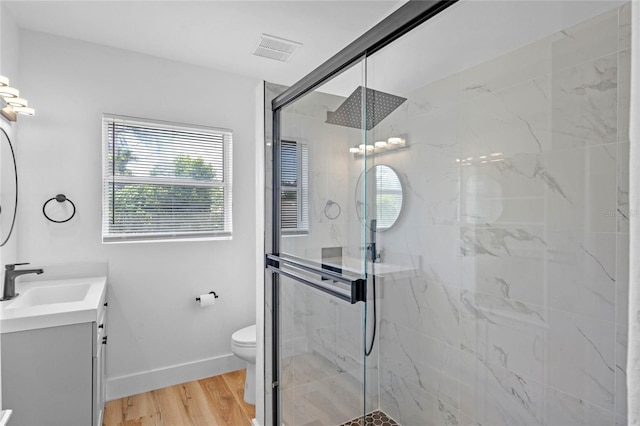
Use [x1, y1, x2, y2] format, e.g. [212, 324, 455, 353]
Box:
[281, 350, 401, 426]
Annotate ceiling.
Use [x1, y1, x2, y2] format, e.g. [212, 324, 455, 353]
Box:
[3, 0, 402, 87]
[4, 0, 625, 99]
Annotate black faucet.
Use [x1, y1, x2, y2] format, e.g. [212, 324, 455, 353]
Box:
[1, 263, 44, 301]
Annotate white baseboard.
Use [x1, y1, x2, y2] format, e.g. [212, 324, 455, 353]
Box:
[106, 353, 245, 400]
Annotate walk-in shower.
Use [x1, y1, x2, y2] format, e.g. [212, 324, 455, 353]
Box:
[265, 1, 631, 425]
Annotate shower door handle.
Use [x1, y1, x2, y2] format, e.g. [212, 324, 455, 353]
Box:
[266, 254, 366, 304]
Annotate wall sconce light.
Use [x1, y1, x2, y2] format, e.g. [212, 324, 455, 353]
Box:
[5, 98, 27, 108]
[0, 74, 35, 122]
[349, 136, 408, 158]
[388, 137, 403, 145]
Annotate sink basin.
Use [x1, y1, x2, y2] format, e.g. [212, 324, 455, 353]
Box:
[0, 276, 107, 333]
[7, 283, 92, 310]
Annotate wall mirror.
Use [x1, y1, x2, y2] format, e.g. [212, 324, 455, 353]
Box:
[355, 164, 403, 232]
[0, 127, 18, 247]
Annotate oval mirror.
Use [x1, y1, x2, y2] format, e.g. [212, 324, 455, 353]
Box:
[355, 164, 404, 232]
[0, 127, 18, 247]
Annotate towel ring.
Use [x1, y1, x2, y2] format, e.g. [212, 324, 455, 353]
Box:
[324, 200, 341, 220]
[43, 194, 76, 223]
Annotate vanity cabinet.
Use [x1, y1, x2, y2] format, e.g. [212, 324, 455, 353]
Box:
[1, 301, 107, 426]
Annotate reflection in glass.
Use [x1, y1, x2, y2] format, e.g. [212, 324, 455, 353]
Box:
[356, 165, 404, 231]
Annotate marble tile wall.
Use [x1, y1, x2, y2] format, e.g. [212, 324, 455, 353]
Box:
[271, 5, 631, 426]
[374, 4, 631, 425]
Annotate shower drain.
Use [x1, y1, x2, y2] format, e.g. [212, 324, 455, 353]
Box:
[339, 410, 399, 426]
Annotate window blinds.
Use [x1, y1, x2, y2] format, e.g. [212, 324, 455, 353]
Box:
[281, 140, 308, 232]
[375, 165, 402, 229]
[102, 114, 232, 242]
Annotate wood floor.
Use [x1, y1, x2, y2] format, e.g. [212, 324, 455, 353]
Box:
[103, 369, 255, 426]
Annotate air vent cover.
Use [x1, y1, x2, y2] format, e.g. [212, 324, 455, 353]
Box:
[253, 34, 302, 62]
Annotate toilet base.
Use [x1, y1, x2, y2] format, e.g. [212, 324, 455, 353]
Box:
[244, 362, 256, 405]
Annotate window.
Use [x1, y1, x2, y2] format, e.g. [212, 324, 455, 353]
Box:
[102, 114, 232, 243]
[281, 140, 308, 234]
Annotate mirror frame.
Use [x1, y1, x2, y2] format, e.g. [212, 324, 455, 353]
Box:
[0, 127, 18, 247]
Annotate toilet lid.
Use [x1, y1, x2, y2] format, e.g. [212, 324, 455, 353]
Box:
[232, 324, 256, 346]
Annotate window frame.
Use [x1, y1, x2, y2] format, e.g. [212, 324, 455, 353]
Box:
[101, 114, 233, 244]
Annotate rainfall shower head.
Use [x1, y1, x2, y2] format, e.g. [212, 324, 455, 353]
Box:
[325, 86, 406, 131]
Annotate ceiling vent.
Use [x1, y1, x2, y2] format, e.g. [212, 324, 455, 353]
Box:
[253, 34, 302, 62]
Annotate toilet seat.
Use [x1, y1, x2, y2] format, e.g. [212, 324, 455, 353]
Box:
[232, 324, 256, 348]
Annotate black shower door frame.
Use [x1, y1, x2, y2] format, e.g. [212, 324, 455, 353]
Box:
[267, 1, 458, 424]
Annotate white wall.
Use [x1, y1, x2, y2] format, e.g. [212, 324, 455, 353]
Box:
[0, 3, 21, 410]
[15, 30, 259, 399]
[0, 1, 20, 268]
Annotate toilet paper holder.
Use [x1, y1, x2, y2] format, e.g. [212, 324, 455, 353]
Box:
[195, 291, 219, 302]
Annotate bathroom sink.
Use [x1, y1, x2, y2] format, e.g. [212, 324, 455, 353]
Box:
[6, 283, 92, 310]
[0, 276, 107, 333]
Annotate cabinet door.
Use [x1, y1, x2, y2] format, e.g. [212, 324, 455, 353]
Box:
[93, 304, 108, 426]
[2, 323, 93, 426]
[93, 355, 99, 426]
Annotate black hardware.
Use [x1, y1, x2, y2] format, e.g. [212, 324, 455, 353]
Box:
[323, 200, 341, 220]
[266, 253, 366, 304]
[104, 302, 108, 307]
[5, 263, 30, 270]
[268, 1, 457, 422]
[0, 127, 18, 248]
[272, 0, 458, 110]
[42, 194, 76, 223]
[98, 324, 104, 329]
[195, 291, 219, 302]
[2, 263, 44, 301]
[102, 336, 107, 344]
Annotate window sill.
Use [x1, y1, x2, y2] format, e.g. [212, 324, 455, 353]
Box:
[102, 234, 232, 244]
[282, 230, 309, 237]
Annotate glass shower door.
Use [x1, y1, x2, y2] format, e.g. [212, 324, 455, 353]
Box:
[269, 59, 376, 426]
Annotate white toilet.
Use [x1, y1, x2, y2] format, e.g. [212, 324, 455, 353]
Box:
[231, 324, 257, 405]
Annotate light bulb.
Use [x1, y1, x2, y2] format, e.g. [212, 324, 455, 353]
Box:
[366, 144, 374, 151]
[0, 75, 8, 87]
[0, 86, 19, 99]
[349, 147, 359, 153]
[5, 97, 27, 107]
[388, 137, 402, 145]
[374, 141, 387, 148]
[12, 106, 35, 116]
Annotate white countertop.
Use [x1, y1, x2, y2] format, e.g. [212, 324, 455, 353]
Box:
[0, 276, 107, 334]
